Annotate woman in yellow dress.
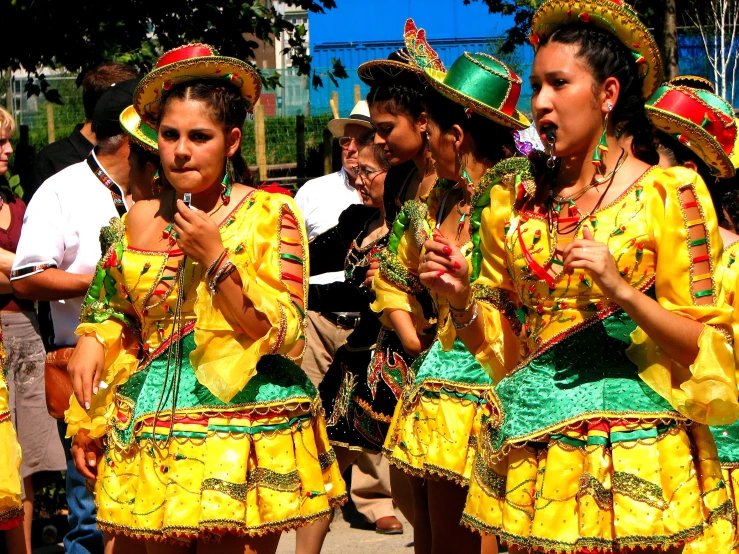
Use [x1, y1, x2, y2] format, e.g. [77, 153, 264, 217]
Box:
[418, 1, 739, 551]
[645, 79, 739, 553]
[66, 44, 345, 553]
[372, 52, 530, 553]
[0, 336, 23, 535]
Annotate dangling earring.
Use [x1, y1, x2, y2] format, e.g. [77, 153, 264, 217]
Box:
[592, 103, 612, 169]
[222, 159, 233, 205]
[153, 166, 164, 195]
[545, 128, 557, 169]
[457, 150, 472, 190]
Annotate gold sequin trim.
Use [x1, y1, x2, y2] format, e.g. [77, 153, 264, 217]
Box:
[612, 471, 667, 509]
[577, 473, 613, 510]
[377, 248, 423, 294]
[473, 452, 506, 499]
[318, 450, 336, 471]
[201, 468, 301, 501]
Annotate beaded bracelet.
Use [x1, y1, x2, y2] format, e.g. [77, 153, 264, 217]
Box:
[452, 301, 479, 330]
[204, 248, 228, 279]
[448, 293, 475, 315]
[207, 260, 236, 294]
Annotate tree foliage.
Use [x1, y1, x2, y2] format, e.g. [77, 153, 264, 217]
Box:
[465, 0, 699, 69]
[3, 0, 344, 103]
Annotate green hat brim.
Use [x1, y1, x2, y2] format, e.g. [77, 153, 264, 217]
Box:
[120, 105, 158, 154]
[425, 68, 530, 131]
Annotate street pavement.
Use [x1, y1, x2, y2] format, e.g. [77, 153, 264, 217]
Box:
[276, 511, 413, 554]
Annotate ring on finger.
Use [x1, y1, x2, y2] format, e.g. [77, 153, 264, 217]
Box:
[581, 247, 587, 253]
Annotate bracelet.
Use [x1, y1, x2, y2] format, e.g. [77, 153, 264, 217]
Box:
[204, 248, 228, 279]
[207, 260, 236, 294]
[452, 301, 479, 330]
[448, 293, 475, 314]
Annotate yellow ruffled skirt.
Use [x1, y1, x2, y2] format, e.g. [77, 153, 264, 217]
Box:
[383, 379, 496, 485]
[95, 402, 346, 542]
[0, 371, 23, 530]
[463, 419, 736, 552]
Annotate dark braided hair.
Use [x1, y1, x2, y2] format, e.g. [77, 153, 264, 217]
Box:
[541, 23, 658, 165]
[424, 86, 517, 165]
[159, 79, 254, 186]
[722, 187, 739, 231]
[656, 130, 728, 226]
[367, 83, 426, 121]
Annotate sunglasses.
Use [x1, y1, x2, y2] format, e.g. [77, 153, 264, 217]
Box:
[338, 136, 358, 149]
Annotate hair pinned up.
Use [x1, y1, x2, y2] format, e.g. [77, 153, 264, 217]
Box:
[159, 79, 254, 186]
[541, 23, 658, 165]
[367, 83, 426, 122]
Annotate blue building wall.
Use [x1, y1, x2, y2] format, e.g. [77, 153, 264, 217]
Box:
[307, 2, 730, 116]
[308, 0, 516, 116]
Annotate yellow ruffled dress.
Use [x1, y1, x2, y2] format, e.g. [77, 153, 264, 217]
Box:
[65, 191, 346, 542]
[452, 165, 738, 551]
[0, 333, 23, 530]
[686, 239, 739, 554]
[372, 159, 526, 485]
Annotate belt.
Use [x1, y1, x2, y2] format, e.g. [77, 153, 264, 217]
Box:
[323, 312, 361, 329]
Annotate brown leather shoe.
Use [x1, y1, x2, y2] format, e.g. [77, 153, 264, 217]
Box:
[375, 515, 403, 535]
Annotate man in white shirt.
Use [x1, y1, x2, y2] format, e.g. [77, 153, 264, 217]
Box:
[11, 79, 137, 554]
[295, 101, 403, 535]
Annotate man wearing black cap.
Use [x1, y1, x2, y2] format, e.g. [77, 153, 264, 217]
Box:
[9, 78, 140, 554]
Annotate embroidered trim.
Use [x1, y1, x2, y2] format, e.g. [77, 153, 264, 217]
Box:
[677, 183, 716, 305]
[377, 248, 423, 294]
[10, 263, 57, 280]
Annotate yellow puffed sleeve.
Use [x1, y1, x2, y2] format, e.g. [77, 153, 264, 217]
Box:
[66, 217, 140, 439]
[371, 197, 435, 332]
[718, 240, 739, 366]
[190, 193, 308, 403]
[626, 166, 738, 425]
[450, 182, 521, 383]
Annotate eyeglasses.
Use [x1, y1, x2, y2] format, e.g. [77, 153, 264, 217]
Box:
[338, 136, 358, 149]
[350, 165, 388, 181]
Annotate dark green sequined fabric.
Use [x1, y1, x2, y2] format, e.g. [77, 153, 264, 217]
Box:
[490, 307, 678, 453]
[114, 333, 317, 445]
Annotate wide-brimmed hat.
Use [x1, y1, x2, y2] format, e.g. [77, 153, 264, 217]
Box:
[358, 19, 445, 87]
[530, 0, 663, 99]
[425, 53, 530, 130]
[120, 105, 158, 153]
[327, 100, 373, 138]
[647, 84, 739, 177]
[134, 43, 261, 125]
[669, 75, 715, 93]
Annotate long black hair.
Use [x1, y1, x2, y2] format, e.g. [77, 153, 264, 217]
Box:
[540, 23, 658, 164]
[159, 80, 254, 186]
[424, 86, 517, 165]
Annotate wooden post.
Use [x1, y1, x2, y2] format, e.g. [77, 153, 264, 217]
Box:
[254, 102, 268, 183]
[323, 128, 333, 175]
[46, 102, 55, 144]
[354, 84, 361, 106]
[330, 91, 339, 119]
[296, 115, 306, 178]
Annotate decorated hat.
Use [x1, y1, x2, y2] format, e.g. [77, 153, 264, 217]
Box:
[134, 43, 261, 125]
[669, 75, 715, 93]
[425, 53, 530, 130]
[646, 84, 739, 177]
[358, 19, 445, 87]
[120, 105, 158, 153]
[530, 0, 663, 99]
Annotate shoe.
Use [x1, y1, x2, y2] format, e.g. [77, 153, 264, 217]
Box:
[375, 515, 403, 535]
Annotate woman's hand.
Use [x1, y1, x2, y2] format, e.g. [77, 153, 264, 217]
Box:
[418, 233, 471, 308]
[68, 334, 105, 411]
[562, 226, 632, 303]
[71, 429, 103, 480]
[173, 200, 224, 267]
[362, 260, 380, 288]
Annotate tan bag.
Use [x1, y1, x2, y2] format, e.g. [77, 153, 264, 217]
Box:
[44, 347, 75, 419]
